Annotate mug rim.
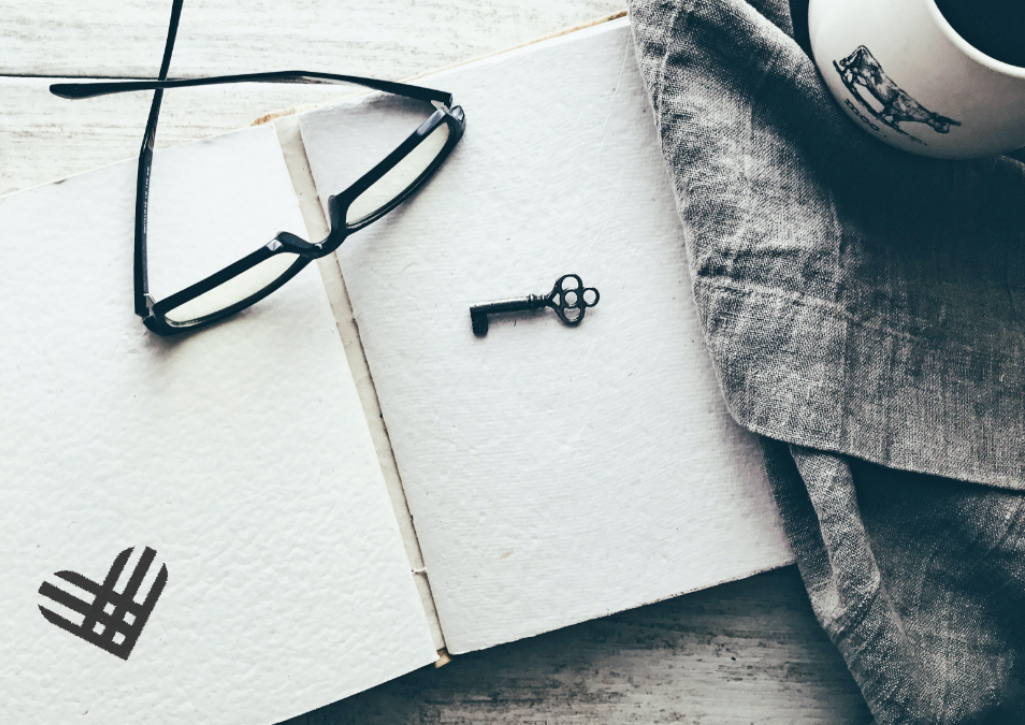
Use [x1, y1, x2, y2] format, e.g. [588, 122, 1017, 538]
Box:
[926, 0, 1025, 80]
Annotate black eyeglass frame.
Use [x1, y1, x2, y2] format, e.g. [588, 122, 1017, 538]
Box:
[137, 103, 463, 335]
[50, 0, 465, 336]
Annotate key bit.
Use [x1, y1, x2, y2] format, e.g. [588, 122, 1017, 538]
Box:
[470, 274, 600, 337]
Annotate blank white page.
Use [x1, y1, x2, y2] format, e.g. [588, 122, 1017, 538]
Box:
[299, 19, 792, 655]
[0, 124, 436, 725]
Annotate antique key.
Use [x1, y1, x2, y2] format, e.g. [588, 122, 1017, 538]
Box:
[470, 274, 600, 337]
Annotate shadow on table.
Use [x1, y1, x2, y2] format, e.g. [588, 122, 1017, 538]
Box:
[283, 567, 872, 725]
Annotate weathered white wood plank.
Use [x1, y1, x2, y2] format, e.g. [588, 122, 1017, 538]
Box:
[0, 76, 359, 196]
[0, 0, 624, 78]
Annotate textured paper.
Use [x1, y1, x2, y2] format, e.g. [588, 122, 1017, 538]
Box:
[272, 114, 446, 652]
[299, 19, 793, 654]
[0, 124, 436, 724]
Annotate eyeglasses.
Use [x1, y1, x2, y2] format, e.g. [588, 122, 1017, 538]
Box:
[50, 0, 465, 336]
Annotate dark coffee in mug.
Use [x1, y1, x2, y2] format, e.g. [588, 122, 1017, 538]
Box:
[933, 0, 1025, 67]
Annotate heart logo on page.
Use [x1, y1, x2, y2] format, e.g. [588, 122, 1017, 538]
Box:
[38, 546, 168, 660]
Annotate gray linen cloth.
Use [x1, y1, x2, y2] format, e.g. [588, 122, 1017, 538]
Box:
[629, 0, 1025, 722]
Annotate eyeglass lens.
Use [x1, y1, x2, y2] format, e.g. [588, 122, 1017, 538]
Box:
[345, 122, 451, 226]
[159, 110, 454, 328]
[163, 252, 302, 324]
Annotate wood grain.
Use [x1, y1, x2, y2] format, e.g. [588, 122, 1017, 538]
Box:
[0, 0, 625, 78]
[0, 2, 872, 722]
[0, 76, 364, 196]
[289, 569, 872, 725]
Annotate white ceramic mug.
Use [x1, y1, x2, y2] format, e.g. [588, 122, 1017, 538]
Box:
[809, 0, 1025, 158]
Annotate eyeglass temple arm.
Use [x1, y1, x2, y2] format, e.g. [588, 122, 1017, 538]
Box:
[134, 0, 184, 318]
[51, 71, 454, 108]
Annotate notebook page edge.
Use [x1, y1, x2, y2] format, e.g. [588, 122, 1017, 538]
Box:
[273, 114, 448, 655]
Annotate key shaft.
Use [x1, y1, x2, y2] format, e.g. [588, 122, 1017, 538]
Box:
[470, 295, 546, 336]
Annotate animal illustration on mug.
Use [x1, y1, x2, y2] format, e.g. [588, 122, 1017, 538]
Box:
[833, 45, 960, 145]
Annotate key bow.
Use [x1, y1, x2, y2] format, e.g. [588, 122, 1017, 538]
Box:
[546, 274, 600, 326]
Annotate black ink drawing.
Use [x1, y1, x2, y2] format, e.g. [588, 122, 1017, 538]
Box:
[834, 45, 961, 145]
[38, 546, 168, 660]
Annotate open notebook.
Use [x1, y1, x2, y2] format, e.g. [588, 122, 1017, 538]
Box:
[0, 16, 791, 725]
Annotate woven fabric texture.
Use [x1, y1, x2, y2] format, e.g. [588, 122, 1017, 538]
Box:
[629, 1, 1025, 721]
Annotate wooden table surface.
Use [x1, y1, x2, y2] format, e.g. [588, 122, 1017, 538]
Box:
[0, 2, 871, 722]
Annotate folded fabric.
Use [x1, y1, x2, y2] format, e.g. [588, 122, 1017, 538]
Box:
[631, 0, 1025, 488]
[764, 441, 1025, 724]
[629, 0, 1025, 722]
